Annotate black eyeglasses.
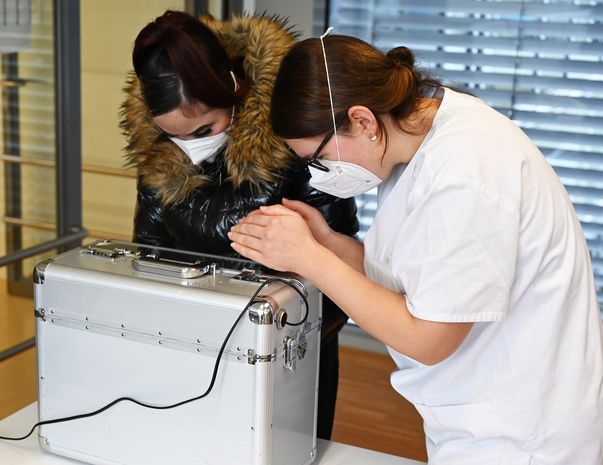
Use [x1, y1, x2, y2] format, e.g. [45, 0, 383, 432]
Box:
[303, 129, 334, 172]
[285, 124, 340, 173]
[285, 130, 334, 173]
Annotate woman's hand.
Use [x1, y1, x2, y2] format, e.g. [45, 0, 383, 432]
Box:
[280, 198, 336, 249]
[228, 204, 323, 274]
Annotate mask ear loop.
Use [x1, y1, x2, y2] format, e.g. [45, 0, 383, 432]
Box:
[228, 71, 238, 127]
[319, 27, 342, 170]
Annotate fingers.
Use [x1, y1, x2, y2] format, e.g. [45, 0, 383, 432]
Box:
[236, 205, 297, 227]
[229, 221, 264, 239]
[230, 241, 288, 272]
[239, 200, 315, 222]
[237, 209, 267, 225]
[282, 198, 319, 220]
[227, 228, 264, 250]
[258, 204, 299, 217]
[228, 229, 289, 272]
[229, 240, 263, 263]
[229, 208, 315, 274]
[236, 213, 271, 231]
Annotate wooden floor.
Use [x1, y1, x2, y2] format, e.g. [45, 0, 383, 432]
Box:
[0, 283, 426, 461]
[332, 347, 427, 461]
[0, 285, 37, 420]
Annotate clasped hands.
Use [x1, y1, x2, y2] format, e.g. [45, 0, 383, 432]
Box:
[228, 198, 331, 274]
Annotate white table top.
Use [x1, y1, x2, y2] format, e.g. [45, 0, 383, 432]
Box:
[0, 403, 425, 465]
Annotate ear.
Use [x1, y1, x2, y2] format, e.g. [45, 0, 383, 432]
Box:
[347, 105, 379, 138]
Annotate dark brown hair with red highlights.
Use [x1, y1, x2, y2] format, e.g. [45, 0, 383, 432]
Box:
[132, 10, 248, 116]
[270, 34, 442, 142]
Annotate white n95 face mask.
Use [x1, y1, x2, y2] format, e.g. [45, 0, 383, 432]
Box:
[309, 160, 382, 198]
[169, 131, 228, 165]
[168, 71, 237, 165]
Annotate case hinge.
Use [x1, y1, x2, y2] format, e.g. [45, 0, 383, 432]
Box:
[247, 349, 276, 365]
[34, 308, 46, 321]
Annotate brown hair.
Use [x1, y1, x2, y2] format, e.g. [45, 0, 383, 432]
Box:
[132, 10, 248, 116]
[270, 34, 442, 142]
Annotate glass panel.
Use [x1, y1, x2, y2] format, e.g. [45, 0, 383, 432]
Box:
[80, 0, 185, 245]
[1, 0, 55, 295]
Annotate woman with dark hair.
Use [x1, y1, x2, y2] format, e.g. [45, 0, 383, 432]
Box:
[229, 32, 603, 464]
[120, 12, 359, 440]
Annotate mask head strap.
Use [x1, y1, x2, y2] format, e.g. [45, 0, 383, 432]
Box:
[319, 27, 341, 164]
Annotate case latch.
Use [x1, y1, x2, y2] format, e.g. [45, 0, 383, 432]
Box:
[283, 330, 308, 372]
[231, 270, 307, 298]
[80, 240, 138, 261]
[231, 269, 274, 283]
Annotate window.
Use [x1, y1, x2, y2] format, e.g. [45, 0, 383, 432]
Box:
[329, 0, 603, 312]
[1, 0, 57, 295]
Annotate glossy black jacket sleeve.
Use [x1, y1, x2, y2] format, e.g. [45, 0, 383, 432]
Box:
[132, 178, 175, 248]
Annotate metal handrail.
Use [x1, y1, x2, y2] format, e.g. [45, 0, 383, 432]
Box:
[0, 154, 54, 167]
[0, 338, 35, 363]
[85, 229, 130, 242]
[2, 216, 130, 242]
[82, 163, 136, 178]
[0, 77, 51, 88]
[0, 229, 88, 362]
[0, 154, 137, 178]
[3, 215, 56, 230]
[0, 228, 88, 267]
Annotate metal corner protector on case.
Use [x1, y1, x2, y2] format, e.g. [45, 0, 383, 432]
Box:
[33, 259, 53, 284]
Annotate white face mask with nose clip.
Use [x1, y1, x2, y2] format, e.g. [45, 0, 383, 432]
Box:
[169, 71, 237, 165]
[309, 160, 382, 199]
[170, 129, 229, 165]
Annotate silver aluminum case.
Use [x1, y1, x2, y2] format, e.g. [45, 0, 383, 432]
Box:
[34, 240, 321, 465]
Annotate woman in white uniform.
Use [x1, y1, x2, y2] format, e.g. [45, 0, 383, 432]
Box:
[228, 32, 603, 464]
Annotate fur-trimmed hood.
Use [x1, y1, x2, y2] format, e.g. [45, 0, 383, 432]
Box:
[120, 14, 297, 206]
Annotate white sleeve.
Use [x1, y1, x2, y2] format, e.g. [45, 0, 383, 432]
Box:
[395, 176, 519, 322]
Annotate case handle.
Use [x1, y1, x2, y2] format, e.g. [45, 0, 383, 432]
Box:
[132, 256, 216, 279]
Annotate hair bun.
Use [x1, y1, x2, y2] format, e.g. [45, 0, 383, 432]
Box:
[386, 46, 414, 68]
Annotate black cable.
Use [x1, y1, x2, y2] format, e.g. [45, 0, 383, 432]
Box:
[0, 277, 308, 441]
[272, 277, 309, 326]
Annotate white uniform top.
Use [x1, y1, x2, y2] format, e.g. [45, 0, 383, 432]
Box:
[363, 88, 603, 465]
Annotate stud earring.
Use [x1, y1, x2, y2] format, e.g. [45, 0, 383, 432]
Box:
[369, 133, 377, 141]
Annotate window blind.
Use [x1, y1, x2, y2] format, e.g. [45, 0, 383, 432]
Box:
[328, 0, 603, 312]
[0, 0, 32, 54]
